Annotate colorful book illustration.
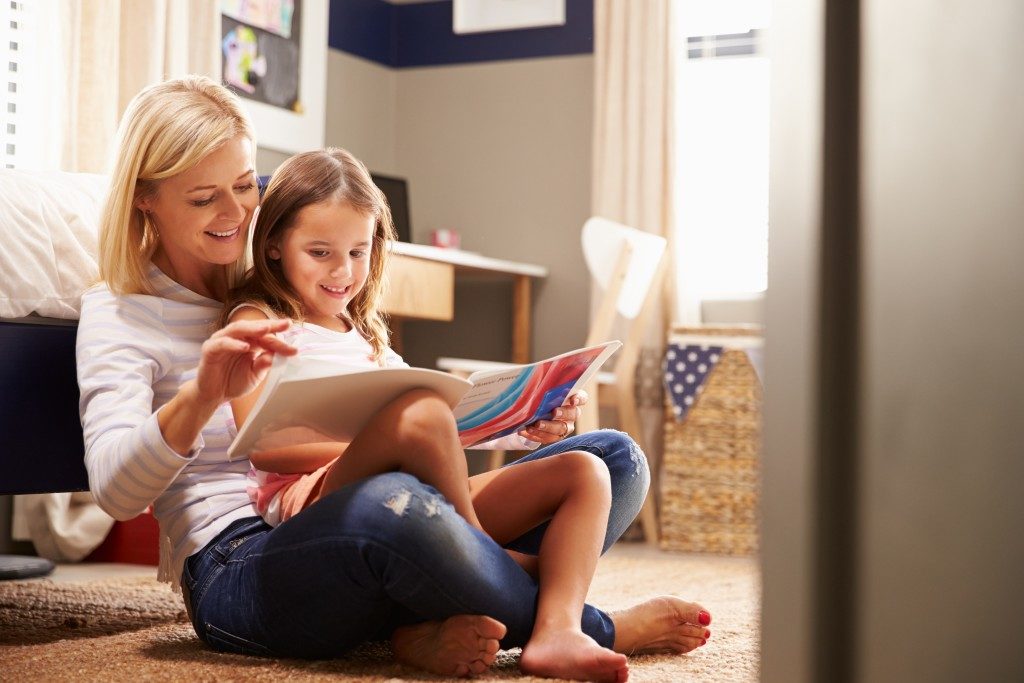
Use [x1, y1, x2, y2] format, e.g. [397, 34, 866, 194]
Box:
[227, 340, 622, 459]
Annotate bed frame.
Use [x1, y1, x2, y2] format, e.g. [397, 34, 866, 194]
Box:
[0, 317, 88, 495]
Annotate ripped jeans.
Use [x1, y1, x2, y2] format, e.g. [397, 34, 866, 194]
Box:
[181, 429, 650, 659]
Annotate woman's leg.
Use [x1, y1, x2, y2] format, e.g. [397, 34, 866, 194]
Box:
[316, 389, 484, 530]
[189, 473, 615, 669]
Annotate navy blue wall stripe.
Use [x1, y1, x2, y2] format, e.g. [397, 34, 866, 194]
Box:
[327, 0, 394, 66]
[328, 0, 593, 68]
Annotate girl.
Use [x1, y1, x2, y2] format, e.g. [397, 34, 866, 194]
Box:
[80, 75, 712, 683]
[223, 148, 687, 681]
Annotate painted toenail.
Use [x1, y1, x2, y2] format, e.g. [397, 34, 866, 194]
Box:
[705, 629, 711, 639]
[698, 610, 711, 626]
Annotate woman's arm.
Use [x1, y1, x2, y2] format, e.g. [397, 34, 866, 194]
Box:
[79, 289, 295, 520]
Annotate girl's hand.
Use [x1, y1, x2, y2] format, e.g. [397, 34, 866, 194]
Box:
[518, 390, 589, 444]
[195, 319, 297, 405]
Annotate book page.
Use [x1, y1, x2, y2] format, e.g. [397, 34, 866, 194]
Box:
[454, 340, 621, 447]
[228, 360, 472, 459]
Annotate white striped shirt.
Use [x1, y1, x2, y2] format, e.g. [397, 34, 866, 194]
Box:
[78, 265, 255, 590]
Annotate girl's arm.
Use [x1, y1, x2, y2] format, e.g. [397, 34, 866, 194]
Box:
[228, 307, 347, 474]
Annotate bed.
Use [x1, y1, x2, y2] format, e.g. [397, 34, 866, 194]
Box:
[0, 169, 107, 495]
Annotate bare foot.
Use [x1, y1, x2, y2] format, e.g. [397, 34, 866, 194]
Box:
[392, 614, 507, 677]
[611, 597, 712, 655]
[521, 629, 629, 682]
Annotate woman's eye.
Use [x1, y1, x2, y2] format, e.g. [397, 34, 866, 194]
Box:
[191, 196, 215, 207]
[235, 182, 255, 193]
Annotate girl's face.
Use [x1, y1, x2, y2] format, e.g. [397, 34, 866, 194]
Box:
[270, 200, 375, 329]
[139, 135, 258, 294]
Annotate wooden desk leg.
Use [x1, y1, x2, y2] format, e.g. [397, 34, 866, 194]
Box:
[512, 275, 531, 364]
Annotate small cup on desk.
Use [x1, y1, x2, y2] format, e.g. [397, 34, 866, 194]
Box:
[431, 229, 461, 249]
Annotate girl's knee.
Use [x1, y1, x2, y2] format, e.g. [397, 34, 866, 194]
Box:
[552, 450, 612, 494]
[393, 389, 458, 441]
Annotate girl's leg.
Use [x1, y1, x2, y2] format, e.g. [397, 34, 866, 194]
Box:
[472, 430, 712, 663]
[474, 429, 651, 555]
[470, 451, 629, 682]
[316, 388, 483, 530]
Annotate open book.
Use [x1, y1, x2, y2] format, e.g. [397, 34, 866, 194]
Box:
[226, 340, 622, 459]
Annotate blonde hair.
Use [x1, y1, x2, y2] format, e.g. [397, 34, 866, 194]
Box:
[98, 75, 256, 295]
[221, 148, 397, 362]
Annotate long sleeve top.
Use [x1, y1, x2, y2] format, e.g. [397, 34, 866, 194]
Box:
[77, 265, 255, 589]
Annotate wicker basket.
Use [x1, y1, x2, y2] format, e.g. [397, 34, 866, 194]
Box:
[659, 325, 763, 555]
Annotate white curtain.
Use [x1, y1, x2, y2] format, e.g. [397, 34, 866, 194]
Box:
[591, 0, 676, 489]
[24, 0, 220, 173]
[13, 0, 220, 561]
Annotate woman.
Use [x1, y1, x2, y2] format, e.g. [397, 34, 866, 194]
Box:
[78, 75, 712, 680]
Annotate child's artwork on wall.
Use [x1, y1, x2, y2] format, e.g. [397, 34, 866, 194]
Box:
[221, 0, 302, 113]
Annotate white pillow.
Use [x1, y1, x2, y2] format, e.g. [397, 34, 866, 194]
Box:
[0, 169, 108, 319]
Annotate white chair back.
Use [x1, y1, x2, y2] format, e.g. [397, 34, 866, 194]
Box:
[581, 217, 667, 320]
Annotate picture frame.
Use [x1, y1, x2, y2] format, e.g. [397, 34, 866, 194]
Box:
[222, 0, 328, 154]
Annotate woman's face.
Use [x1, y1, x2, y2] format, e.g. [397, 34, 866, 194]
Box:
[140, 135, 258, 282]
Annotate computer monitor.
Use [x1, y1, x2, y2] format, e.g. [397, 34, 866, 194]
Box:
[371, 173, 411, 243]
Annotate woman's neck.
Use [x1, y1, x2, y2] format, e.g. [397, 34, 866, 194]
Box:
[151, 250, 229, 301]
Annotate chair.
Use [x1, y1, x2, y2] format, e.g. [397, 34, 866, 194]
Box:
[437, 217, 669, 543]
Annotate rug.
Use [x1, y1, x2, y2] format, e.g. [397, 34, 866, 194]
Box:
[0, 548, 760, 682]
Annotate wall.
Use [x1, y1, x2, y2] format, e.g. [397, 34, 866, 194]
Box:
[393, 56, 593, 366]
[320, 0, 596, 368]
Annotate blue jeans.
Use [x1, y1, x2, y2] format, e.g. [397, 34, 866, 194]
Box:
[181, 429, 649, 659]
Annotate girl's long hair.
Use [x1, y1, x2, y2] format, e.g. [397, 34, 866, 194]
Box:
[98, 75, 255, 294]
[221, 148, 397, 362]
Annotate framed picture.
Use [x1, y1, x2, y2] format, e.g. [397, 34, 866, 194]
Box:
[221, 0, 327, 153]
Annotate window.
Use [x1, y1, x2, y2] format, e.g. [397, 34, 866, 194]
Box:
[0, 0, 23, 168]
[0, 0, 56, 170]
[673, 0, 770, 322]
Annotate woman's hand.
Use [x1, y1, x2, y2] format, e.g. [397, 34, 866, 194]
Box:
[195, 319, 297, 406]
[518, 390, 589, 445]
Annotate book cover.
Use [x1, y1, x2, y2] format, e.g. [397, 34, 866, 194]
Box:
[227, 340, 621, 459]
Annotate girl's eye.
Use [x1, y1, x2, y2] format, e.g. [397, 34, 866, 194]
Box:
[309, 249, 329, 258]
[351, 250, 367, 259]
[191, 196, 215, 207]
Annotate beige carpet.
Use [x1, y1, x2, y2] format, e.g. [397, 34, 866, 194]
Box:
[0, 547, 759, 682]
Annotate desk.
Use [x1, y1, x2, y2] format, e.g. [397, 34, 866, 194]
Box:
[383, 242, 548, 364]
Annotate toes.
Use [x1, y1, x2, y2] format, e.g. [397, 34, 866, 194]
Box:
[468, 659, 489, 675]
[679, 623, 707, 639]
[665, 597, 711, 626]
[476, 615, 508, 640]
[674, 635, 705, 653]
[454, 662, 470, 677]
[480, 636, 500, 655]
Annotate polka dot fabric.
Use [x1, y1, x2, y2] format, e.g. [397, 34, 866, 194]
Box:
[662, 343, 724, 421]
